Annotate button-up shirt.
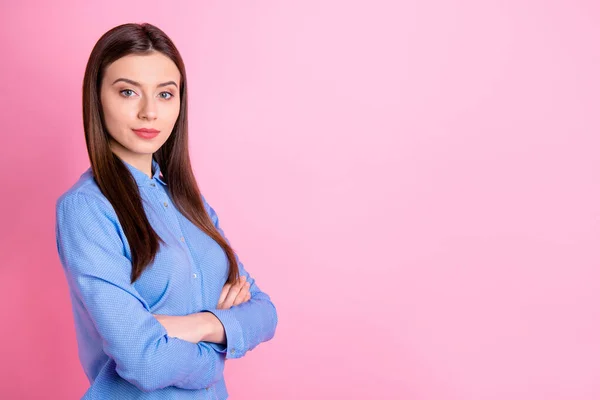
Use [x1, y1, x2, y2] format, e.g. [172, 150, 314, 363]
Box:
[54, 158, 278, 399]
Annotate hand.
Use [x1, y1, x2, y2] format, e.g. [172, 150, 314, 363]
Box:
[217, 275, 251, 310]
[153, 313, 203, 343]
[153, 312, 224, 344]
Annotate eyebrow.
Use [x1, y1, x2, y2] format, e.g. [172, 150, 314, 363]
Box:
[112, 78, 179, 89]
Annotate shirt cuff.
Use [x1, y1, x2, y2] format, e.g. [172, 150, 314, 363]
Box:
[205, 308, 245, 359]
[206, 342, 227, 354]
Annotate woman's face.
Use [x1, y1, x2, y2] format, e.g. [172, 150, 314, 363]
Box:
[100, 52, 181, 169]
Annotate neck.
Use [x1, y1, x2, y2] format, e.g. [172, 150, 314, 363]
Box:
[109, 139, 154, 178]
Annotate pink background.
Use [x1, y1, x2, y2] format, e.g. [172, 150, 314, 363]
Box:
[1, 1, 599, 399]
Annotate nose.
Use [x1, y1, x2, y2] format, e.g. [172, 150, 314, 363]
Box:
[138, 96, 158, 120]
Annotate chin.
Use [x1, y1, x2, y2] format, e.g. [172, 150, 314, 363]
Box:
[122, 142, 159, 155]
[134, 146, 161, 155]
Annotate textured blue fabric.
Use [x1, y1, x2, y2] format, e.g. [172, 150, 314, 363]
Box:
[55, 158, 278, 399]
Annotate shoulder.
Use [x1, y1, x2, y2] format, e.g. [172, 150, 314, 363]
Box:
[55, 167, 116, 220]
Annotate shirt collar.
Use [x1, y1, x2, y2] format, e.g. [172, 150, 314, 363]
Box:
[122, 158, 167, 187]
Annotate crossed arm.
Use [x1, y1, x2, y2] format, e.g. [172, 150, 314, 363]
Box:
[153, 275, 252, 344]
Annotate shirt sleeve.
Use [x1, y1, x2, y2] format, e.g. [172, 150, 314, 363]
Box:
[55, 192, 225, 392]
[199, 194, 279, 360]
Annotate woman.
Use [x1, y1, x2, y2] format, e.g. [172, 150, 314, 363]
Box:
[54, 22, 278, 399]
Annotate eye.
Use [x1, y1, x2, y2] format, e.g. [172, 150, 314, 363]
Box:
[160, 92, 174, 100]
[120, 89, 136, 97]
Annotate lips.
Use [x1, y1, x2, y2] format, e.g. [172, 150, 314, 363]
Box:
[132, 128, 160, 139]
[133, 128, 160, 133]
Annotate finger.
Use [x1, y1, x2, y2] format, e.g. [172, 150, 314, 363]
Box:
[218, 285, 230, 306]
[217, 283, 232, 307]
[233, 282, 251, 306]
[222, 276, 247, 308]
[222, 277, 246, 309]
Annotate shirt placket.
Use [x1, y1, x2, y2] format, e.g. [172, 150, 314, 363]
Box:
[150, 182, 204, 309]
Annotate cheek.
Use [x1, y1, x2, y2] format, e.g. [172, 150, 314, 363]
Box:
[110, 100, 137, 118]
[165, 103, 181, 122]
[104, 101, 137, 129]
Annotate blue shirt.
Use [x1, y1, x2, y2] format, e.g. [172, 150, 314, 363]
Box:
[54, 158, 278, 399]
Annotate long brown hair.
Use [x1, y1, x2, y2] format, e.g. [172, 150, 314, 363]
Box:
[82, 22, 240, 285]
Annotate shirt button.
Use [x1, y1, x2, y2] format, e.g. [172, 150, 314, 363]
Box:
[150, 182, 156, 187]
[192, 273, 197, 278]
[230, 348, 235, 354]
[180, 236, 185, 242]
[163, 202, 168, 207]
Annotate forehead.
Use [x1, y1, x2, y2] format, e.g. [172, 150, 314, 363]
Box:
[103, 52, 180, 84]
